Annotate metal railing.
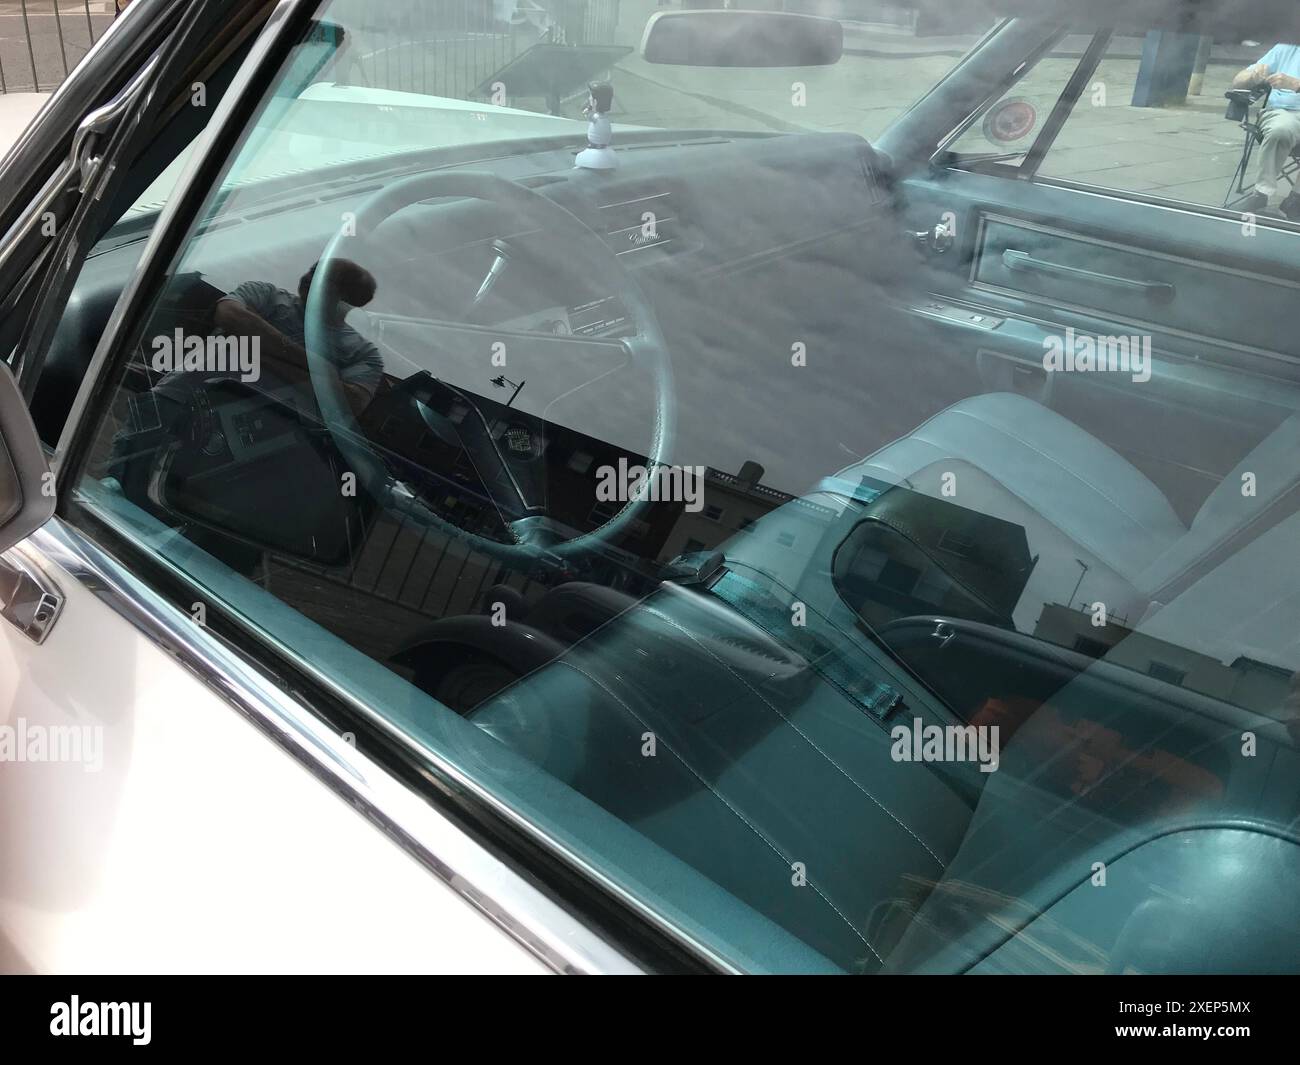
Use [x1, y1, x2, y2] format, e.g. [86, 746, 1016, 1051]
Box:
[341, 1, 522, 102]
[0, 0, 118, 94]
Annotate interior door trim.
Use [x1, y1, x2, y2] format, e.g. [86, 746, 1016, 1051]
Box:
[968, 210, 1300, 370]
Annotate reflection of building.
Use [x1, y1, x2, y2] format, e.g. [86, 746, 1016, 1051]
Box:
[1033, 602, 1294, 718]
[656, 460, 842, 586]
[659, 462, 787, 559]
[832, 485, 1036, 631]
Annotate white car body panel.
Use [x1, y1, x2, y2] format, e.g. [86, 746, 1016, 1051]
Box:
[0, 530, 545, 974]
[0, 94, 50, 160]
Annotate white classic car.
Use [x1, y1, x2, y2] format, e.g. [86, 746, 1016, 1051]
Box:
[2, 0, 1299, 977]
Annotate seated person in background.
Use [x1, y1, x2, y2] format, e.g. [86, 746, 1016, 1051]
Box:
[1232, 44, 1300, 213]
[213, 259, 385, 416]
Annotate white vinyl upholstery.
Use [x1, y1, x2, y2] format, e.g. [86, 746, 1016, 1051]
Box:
[834, 392, 1188, 631]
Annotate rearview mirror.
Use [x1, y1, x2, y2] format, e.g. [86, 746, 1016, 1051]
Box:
[640, 11, 844, 67]
[0, 361, 54, 556]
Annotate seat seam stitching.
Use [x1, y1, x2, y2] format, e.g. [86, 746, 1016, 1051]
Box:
[939, 409, 1174, 538]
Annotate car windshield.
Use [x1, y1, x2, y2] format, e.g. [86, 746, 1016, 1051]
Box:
[69, 0, 1300, 974]
[114, 2, 991, 227]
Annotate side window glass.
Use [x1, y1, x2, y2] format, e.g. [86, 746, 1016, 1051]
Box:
[1035, 33, 1251, 208]
[952, 28, 1300, 218]
[941, 34, 1083, 165]
[68, 0, 913, 973]
[66, 5, 1300, 975]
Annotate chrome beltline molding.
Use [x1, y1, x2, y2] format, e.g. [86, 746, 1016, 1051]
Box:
[25, 516, 645, 975]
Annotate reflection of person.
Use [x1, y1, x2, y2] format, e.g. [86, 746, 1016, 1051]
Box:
[101, 261, 384, 576]
[213, 259, 384, 415]
[1232, 44, 1300, 211]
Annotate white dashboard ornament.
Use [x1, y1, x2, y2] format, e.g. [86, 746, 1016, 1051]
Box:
[575, 82, 618, 171]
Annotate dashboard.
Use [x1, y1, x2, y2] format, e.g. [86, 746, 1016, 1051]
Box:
[61, 128, 910, 534]
[496, 293, 633, 339]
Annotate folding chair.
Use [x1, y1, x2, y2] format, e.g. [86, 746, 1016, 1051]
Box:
[1223, 84, 1300, 211]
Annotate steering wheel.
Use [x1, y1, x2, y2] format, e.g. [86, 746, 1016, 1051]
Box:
[304, 170, 676, 564]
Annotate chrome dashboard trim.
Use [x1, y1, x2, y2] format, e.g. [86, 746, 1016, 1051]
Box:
[23, 516, 646, 976]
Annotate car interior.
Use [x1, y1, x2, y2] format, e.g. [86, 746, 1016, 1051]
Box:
[23, 3, 1300, 972]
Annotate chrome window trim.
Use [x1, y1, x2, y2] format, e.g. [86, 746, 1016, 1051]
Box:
[24, 516, 646, 976]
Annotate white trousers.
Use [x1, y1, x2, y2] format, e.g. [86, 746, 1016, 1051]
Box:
[1255, 108, 1300, 194]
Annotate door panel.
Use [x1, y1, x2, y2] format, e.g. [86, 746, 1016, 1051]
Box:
[973, 214, 1297, 357]
[896, 167, 1300, 520]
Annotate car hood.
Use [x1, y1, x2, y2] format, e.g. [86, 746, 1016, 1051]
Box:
[120, 83, 628, 224]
